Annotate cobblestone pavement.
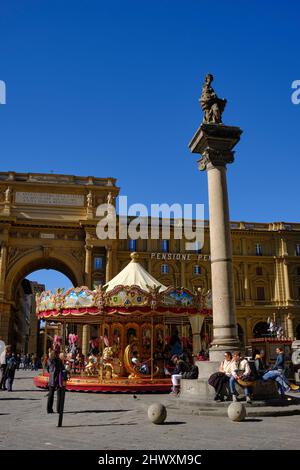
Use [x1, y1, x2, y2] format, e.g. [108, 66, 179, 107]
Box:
[0, 371, 299, 450]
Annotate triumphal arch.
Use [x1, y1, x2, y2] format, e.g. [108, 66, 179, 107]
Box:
[0, 172, 119, 344]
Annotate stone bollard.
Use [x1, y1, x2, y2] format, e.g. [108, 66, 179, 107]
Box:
[147, 403, 167, 424]
[227, 402, 246, 422]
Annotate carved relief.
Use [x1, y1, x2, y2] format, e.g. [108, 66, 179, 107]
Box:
[71, 248, 85, 264]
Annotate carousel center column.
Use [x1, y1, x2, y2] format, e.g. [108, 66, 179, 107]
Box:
[82, 324, 91, 358]
[189, 123, 242, 362]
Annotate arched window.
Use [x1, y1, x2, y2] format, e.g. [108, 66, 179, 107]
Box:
[193, 265, 202, 275]
[162, 240, 169, 253]
[161, 264, 169, 274]
[256, 286, 265, 301]
[255, 244, 262, 256]
[128, 239, 137, 251]
[253, 321, 269, 338]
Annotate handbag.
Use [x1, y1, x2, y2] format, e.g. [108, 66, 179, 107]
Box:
[237, 375, 255, 387]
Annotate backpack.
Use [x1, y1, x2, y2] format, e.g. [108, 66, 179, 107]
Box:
[7, 357, 17, 372]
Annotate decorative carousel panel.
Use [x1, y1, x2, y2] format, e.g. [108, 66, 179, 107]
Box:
[111, 323, 124, 358]
[36, 290, 57, 312]
[205, 291, 212, 309]
[154, 324, 165, 353]
[106, 286, 149, 308]
[125, 323, 140, 350]
[63, 287, 95, 309]
[160, 288, 195, 307]
[141, 323, 152, 357]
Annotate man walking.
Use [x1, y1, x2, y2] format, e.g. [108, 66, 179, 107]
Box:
[47, 350, 66, 413]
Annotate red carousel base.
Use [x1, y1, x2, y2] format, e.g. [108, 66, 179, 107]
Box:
[34, 372, 172, 393]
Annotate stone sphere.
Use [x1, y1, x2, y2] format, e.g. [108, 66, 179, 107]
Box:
[227, 402, 246, 422]
[147, 403, 167, 424]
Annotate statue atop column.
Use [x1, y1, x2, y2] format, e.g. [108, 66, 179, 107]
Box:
[200, 74, 227, 124]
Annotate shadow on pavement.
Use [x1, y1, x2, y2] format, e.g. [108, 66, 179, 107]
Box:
[63, 409, 132, 414]
[162, 421, 186, 425]
[61, 423, 137, 428]
[13, 389, 45, 392]
[0, 397, 41, 401]
[243, 418, 263, 422]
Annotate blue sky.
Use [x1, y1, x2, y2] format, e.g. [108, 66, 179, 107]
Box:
[1, 1, 299, 289]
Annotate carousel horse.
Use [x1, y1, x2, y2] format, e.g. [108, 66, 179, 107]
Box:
[100, 346, 121, 380]
[85, 354, 98, 375]
[123, 342, 160, 379]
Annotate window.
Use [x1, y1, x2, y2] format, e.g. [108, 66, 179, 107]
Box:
[257, 286, 265, 301]
[161, 264, 169, 274]
[162, 240, 169, 252]
[255, 244, 262, 256]
[256, 267, 263, 276]
[193, 265, 202, 275]
[94, 257, 103, 271]
[296, 244, 300, 256]
[128, 239, 137, 251]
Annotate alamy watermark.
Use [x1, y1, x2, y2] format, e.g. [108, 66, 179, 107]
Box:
[0, 80, 6, 104]
[95, 196, 204, 251]
[291, 80, 300, 105]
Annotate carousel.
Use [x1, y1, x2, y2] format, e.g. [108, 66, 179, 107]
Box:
[34, 252, 212, 392]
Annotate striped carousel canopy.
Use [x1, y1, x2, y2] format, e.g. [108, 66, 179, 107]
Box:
[104, 252, 167, 293]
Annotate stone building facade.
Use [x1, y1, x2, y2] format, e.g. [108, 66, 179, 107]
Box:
[0, 172, 300, 349]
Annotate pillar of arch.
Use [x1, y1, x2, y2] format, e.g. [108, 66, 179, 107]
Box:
[0, 249, 83, 344]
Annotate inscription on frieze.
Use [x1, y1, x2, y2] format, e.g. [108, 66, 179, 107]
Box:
[15, 192, 84, 206]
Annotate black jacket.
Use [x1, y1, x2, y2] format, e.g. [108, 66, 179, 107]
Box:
[172, 359, 190, 375]
[47, 357, 65, 388]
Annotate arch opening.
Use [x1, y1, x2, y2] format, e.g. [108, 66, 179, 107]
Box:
[253, 321, 269, 338]
[8, 258, 78, 355]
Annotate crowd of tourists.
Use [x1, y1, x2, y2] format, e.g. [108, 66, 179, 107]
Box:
[0, 347, 43, 392]
[208, 347, 299, 403]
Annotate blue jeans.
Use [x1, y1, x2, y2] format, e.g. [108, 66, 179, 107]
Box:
[229, 376, 249, 396]
[262, 370, 290, 395]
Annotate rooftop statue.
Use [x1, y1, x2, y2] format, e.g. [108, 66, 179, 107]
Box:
[200, 73, 227, 124]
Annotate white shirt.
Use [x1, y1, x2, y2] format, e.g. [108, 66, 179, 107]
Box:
[231, 358, 251, 379]
[0, 351, 6, 366]
[220, 359, 233, 377]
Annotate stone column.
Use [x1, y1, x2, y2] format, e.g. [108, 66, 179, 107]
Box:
[181, 261, 186, 288]
[84, 245, 92, 288]
[243, 263, 251, 305]
[0, 243, 8, 299]
[283, 260, 292, 303]
[105, 246, 113, 282]
[189, 315, 204, 356]
[286, 314, 294, 339]
[189, 123, 242, 361]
